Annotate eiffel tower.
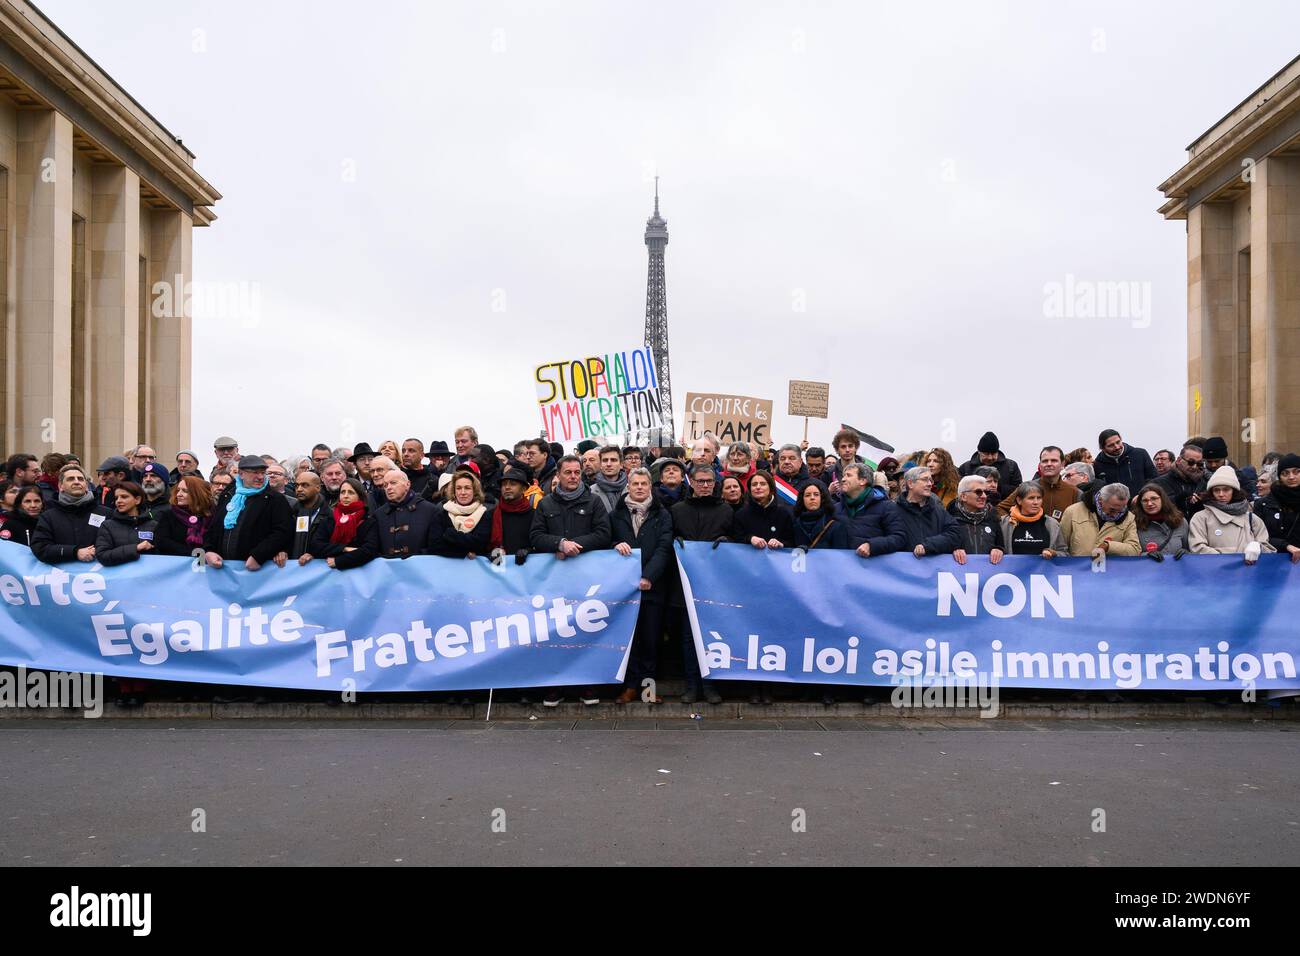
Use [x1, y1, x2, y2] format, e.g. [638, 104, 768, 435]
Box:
[643, 177, 673, 445]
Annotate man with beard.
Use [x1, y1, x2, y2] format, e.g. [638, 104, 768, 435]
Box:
[138, 463, 171, 521]
[288, 471, 333, 561]
[1152, 442, 1208, 520]
[320, 459, 348, 505]
[489, 464, 537, 558]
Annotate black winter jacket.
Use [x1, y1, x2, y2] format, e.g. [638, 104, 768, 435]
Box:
[1094, 444, 1156, 498]
[377, 494, 439, 558]
[95, 512, 158, 566]
[958, 452, 1023, 494]
[430, 502, 493, 558]
[530, 487, 611, 554]
[152, 508, 212, 557]
[317, 513, 381, 569]
[731, 499, 796, 547]
[896, 495, 962, 554]
[947, 502, 1006, 554]
[670, 493, 734, 542]
[609, 496, 675, 604]
[1254, 493, 1300, 553]
[0, 511, 40, 548]
[203, 487, 294, 563]
[32, 498, 112, 564]
[291, 497, 335, 559]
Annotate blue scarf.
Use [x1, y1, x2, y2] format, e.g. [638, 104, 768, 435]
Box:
[223, 477, 266, 530]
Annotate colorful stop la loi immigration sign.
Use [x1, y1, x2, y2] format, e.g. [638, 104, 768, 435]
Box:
[534, 346, 666, 441]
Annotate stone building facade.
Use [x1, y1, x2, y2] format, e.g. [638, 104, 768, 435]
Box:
[1160, 56, 1300, 465]
[0, 0, 219, 469]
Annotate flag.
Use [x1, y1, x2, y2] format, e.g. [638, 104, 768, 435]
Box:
[773, 474, 798, 506]
[841, 423, 895, 469]
[1194, 388, 1202, 412]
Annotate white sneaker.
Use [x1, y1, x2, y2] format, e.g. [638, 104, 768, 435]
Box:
[580, 694, 599, 706]
[543, 694, 561, 707]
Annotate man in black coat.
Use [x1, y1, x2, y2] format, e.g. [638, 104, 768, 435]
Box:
[1094, 429, 1156, 498]
[1152, 442, 1208, 520]
[375, 469, 439, 558]
[946, 475, 1006, 564]
[489, 466, 537, 557]
[669, 464, 734, 542]
[399, 438, 432, 498]
[609, 468, 676, 704]
[895, 466, 961, 556]
[529, 455, 611, 559]
[203, 456, 293, 570]
[289, 471, 334, 560]
[31, 463, 112, 564]
[957, 431, 1023, 493]
[528, 455, 612, 708]
[668, 463, 732, 705]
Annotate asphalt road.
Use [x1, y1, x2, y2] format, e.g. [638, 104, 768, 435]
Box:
[0, 719, 1295, 866]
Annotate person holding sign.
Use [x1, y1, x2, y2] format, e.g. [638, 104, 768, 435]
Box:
[31, 463, 110, 565]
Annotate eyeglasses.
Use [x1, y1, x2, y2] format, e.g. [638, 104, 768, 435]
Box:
[1180, 459, 1204, 469]
[968, 490, 988, 497]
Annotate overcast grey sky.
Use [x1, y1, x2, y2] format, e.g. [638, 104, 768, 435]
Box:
[41, 0, 1300, 468]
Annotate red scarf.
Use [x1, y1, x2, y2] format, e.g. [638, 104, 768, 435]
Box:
[330, 500, 366, 546]
[491, 496, 533, 550]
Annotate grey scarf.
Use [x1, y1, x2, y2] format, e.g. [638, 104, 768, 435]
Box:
[554, 482, 586, 502]
[624, 493, 651, 535]
[59, 489, 93, 507]
[1211, 499, 1250, 517]
[595, 472, 627, 496]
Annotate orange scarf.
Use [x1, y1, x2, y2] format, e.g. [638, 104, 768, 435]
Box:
[1008, 504, 1043, 525]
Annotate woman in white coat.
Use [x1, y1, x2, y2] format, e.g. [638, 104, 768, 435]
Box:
[1189, 466, 1275, 563]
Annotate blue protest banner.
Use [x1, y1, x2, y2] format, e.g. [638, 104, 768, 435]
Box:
[0, 548, 642, 692]
[677, 542, 1300, 691]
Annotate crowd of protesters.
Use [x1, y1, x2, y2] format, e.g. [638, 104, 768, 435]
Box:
[1, 424, 1298, 708]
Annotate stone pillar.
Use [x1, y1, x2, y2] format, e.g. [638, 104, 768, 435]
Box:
[88, 164, 140, 470]
[1249, 155, 1300, 462]
[1186, 200, 1236, 446]
[13, 109, 72, 456]
[147, 207, 192, 458]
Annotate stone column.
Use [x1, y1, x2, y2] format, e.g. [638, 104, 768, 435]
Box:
[147, 207, 192, 458]
[13, 109, 72, 456]
[88, 164, 140, 470]
[1249, 155, 1300, 461]
[1186, 200, 1236, 445]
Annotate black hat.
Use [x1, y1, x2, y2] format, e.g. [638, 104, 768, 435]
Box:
[977, 431, 999, 454]
[96, 455, 130, 473]
[1202, 436, 1229, 459]
[236, 455, 269, 470]
[575, 439, 599, 455]
[428, 440, 451, 456]
[348, 442, 377, 463]
[1278, 453, 1300, 473]
[501, 465, 531, 485]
